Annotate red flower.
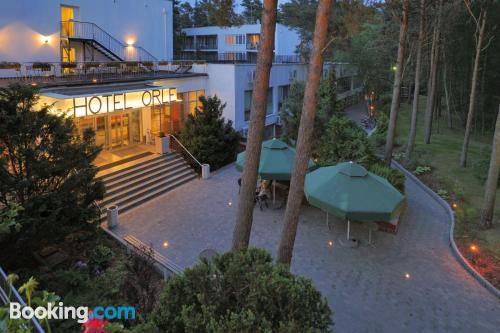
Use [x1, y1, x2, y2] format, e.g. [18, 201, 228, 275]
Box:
[82, 311, 109, 333]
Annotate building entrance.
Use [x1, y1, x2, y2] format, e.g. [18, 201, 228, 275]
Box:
[77, 110, 142, 150]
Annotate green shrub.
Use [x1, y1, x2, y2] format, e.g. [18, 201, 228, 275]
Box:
[152, 248, 333, 332]
[178, 95, 241, 170]
[369, 111, 389, 147]
[414, 165, 431, 175]
[317, 115, 377, 166]
[89, 245, 114, 270]
[367, 163, 405, 193]
[437, 189, 450, 200]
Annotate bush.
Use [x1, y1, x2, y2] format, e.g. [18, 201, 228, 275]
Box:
[317, 115, 377, 166]
[152, 248, 333, 332]
[367, 163, 405, 193]
[370, 111, 389, 147]
[178, 95, 241, 170]
[413, 166, 431, 175]
[89, 245, 115, 271]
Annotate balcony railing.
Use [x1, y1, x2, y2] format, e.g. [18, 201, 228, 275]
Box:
[61, 20, 157, 62]
[176, 53, 302, 64]
[246, 42, 260, 50]
[0, 61, 206, 86]
[195, 42, 218, 50]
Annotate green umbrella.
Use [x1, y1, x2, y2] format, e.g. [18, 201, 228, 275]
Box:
[236, 138, 315, 180]
[236, 138, 315, 203]
[304, 161, 405, 240]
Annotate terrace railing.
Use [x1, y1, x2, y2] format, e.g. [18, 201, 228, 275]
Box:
[0, 61, 205, 85]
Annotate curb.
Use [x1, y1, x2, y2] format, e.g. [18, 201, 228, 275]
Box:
[391, 160, 500, 299]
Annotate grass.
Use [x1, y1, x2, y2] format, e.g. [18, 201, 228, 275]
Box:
[391, 96, 500, 264]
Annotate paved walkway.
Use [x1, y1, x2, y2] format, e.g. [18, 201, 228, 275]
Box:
[114, 166, 500, 332]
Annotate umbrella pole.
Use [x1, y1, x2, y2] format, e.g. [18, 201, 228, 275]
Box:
[347, 219, 350, 240]
[326, 212, 329, 229]
[273, 181, 276, 205]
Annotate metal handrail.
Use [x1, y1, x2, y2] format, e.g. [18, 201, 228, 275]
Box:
[0, 266, 46, 332]
[61, 20, 157, 61]
[169, 135, 202, 167]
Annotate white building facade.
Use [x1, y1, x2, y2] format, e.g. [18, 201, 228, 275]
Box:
[0, 1, 362, 152]
[180, 24, 301, 63]
[0, 0, 173, 63]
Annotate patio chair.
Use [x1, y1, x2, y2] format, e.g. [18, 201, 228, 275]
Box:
[255, 193, 269, 211]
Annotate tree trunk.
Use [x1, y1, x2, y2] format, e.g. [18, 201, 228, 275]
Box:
[384, 0, 409, 165]
[232, 0, 277, 251]
[405, 0, 425, 161]
[480, 105, 500, 229]
[443, 57, 452, 129]
[460, 9, 487, 168]
[276, 0, 332, 265]
[423, 0, 443, 144]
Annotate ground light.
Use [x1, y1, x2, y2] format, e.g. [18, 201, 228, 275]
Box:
[328, 240, 333, 247]
[451, 202, 458, 209]
[404, 272, 411, 279]
[163, 241, 169, 248]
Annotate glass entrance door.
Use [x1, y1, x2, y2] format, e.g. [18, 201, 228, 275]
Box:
[110, 114, 130, 148]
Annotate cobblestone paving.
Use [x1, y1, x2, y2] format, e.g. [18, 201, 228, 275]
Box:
[114, 166, 500, 333]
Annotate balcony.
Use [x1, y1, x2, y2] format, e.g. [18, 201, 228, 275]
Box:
[246, 42, 260, 51]
[0, 61, 207, 88]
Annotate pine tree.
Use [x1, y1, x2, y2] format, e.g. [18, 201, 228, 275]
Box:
[0, 84, 104, 241]
[241, 0, 263, 24]
[178, 95, 241, 170]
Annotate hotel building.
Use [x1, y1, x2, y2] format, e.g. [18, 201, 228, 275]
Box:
[0, 0, 362, 212]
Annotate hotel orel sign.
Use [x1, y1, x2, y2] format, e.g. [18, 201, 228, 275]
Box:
[39, 87, 179, 118]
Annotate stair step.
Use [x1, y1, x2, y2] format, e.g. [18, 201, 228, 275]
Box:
[104, 160, 187, 195]
[98, 153, 177, 182]
[100, 168, 195, 209]
[99, 173, 197, 219]
[103, 158, 186, 190]
[97, 151, 153, 172]
[101, 166, 194, 206]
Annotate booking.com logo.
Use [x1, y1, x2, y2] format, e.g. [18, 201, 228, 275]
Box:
[9, 302, 135, 323]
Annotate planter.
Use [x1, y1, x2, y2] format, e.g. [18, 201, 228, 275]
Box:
[32, 62, 52, 71]
[155, 136, 170, 154]
[0, 62, 21, 70]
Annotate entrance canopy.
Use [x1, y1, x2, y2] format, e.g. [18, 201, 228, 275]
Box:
[39, 82, 180, 118]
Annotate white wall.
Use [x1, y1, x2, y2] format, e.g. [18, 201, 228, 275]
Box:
[0, 0, 173, 62]
[202, 63, 307, 131]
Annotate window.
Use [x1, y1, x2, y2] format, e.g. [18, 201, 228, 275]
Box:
[278, 85, 290, 113]
[236, 35, 245, 44]
[337, 77, 351, 93]
[244, 88, 273, 121]
[226, 35, 245, 45]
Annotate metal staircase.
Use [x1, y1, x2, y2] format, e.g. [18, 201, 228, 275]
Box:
[61, 20, 157, 62]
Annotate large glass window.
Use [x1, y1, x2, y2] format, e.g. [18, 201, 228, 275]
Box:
[244, 88, 273, 121]
[278, 85, 290, 113]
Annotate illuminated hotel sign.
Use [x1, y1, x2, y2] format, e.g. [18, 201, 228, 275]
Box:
[71, 88, 178, 117]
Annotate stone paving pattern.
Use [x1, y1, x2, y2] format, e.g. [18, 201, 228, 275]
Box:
[114, 166, 500, 332]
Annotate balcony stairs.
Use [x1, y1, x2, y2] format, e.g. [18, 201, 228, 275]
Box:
[96, 152, 197, 221]
[61, 20, 157, 62]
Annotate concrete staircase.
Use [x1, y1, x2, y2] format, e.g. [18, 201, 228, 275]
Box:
[97, 152, 197, 220]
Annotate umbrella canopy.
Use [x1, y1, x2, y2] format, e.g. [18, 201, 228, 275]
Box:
[236, 138, 315, 180]
[304, 162, 405, 222]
